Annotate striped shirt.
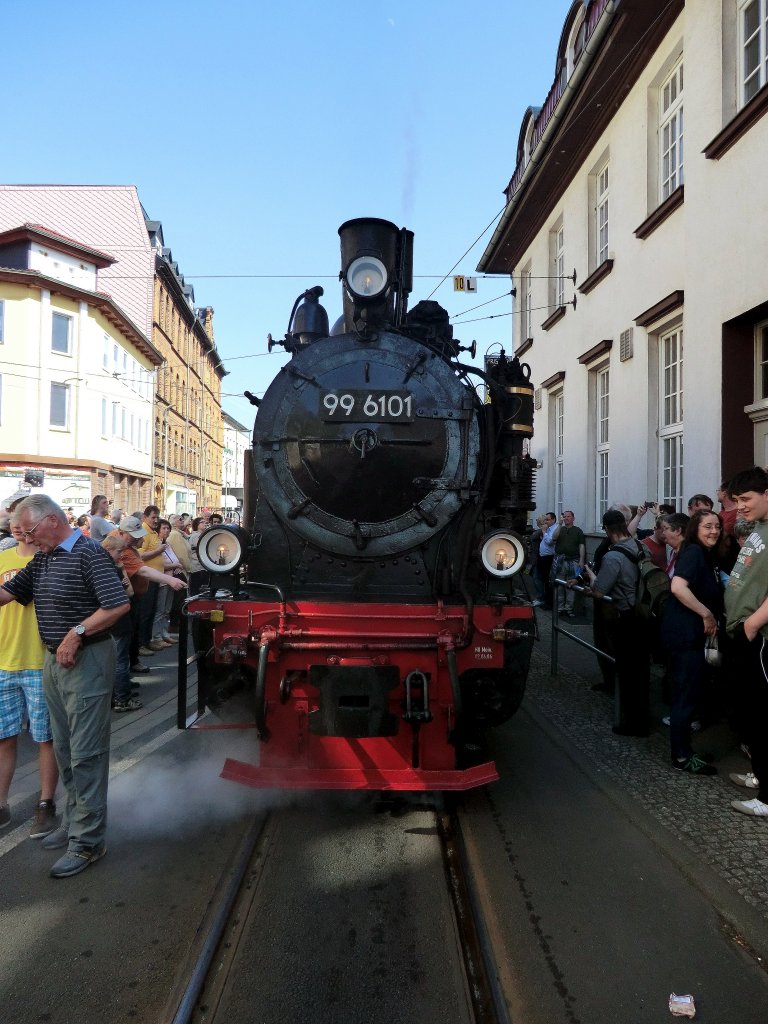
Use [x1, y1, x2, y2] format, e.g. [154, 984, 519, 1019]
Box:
[0, 533, 128, 648]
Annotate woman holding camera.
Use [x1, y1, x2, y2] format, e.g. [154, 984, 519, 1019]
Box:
[660, 509, 723, 775]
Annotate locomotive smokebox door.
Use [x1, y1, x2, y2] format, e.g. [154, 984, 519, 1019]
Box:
[253, 333, 480, 558]
[308, 665, 399, 737]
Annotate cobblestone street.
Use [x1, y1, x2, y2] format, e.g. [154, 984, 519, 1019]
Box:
[525, 606, 768, 954]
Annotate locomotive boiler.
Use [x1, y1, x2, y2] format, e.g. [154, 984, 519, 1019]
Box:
[179, 217, 537, 790]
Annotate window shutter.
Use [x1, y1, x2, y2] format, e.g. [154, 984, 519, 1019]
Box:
[534, 387, 542, 409]
[619, 328, 634, 361]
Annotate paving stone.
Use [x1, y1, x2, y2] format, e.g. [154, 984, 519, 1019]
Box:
[526, 610, 768, 918]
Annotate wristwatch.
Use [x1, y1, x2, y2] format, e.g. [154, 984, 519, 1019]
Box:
[74, 624, 87, 638]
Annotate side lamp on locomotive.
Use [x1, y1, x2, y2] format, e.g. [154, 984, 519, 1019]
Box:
[195, 523, 251, 597]
[178, 216, 538, 792]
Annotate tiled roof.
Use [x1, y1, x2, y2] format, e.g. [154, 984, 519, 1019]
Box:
[0, 223, 116, 266]
[0, 185, 153, 336]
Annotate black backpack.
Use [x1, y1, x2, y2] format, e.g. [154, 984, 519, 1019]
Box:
[610, 541, 670, 620]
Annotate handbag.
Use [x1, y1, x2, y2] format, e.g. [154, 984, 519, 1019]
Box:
[704, 633, 722, 668]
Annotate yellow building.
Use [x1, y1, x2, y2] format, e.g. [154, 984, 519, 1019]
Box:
[147, 220, 227, 514]
[0, 224, 161, 513]
[0, 187, 228, 518]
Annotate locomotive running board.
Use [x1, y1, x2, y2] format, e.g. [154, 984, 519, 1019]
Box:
[220, 758, 499, 792]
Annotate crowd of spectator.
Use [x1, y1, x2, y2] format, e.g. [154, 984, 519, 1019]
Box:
[528, 474, 768, 821]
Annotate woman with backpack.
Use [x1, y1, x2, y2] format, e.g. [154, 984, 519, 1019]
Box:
[582, 509, 651, 737]
[660, 510, 723, 775]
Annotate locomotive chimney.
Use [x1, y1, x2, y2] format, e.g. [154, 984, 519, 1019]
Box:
[338, 218, 411, 333]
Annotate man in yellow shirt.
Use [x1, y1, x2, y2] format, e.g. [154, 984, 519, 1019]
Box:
[0, 514, 59, 836]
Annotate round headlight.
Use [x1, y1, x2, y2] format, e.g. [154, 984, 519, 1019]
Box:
[198, 526, 245, 574]
[346, 255, 388, 299]
[479, 532, 525, 578]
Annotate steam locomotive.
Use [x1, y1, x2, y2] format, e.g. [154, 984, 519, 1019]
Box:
[178, 218, 537, 790]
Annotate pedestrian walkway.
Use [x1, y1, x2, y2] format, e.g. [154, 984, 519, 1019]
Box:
[526, 606, 768, 929]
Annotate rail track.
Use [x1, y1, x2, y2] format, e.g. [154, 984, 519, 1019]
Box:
[162, 795, 510, 1024]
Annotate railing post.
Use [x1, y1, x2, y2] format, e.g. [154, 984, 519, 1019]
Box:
[550, 586, 559, 676]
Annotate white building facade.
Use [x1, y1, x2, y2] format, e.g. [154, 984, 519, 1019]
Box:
[221, 411, 250, 512]
[479, 0, 768, 531]
[0, 225, 162, 513]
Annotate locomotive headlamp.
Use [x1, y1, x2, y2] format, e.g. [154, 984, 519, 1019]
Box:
[479, 532, 525, 578]
[346, 255, 388, 300]
[198, 525, 249, 574]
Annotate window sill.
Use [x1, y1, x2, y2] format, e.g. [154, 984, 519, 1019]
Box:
[634, 186, 684, 240]
[704, 83, 768, 160]
[743, 399, 768, 423]
[516, 337, 533, 357]
[578, 259, 614, 295]
[541, 306, 566, 331]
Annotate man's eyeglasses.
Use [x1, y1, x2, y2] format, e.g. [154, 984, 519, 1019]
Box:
[21, 517, 47, 539]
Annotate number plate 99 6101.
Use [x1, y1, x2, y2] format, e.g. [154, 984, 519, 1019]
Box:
[320, 390, 415, 422]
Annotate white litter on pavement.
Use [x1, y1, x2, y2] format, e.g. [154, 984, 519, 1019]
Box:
[669, 993, 696, 1017]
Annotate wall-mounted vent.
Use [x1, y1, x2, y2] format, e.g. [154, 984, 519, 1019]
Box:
[534, 387, 542, 409]
[619, 327, 634, 362]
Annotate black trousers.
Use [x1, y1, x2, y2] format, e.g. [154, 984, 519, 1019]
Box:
[537, 555, 554, 608]
[729, 625, 768, 803]
[605, 611, 650, 732]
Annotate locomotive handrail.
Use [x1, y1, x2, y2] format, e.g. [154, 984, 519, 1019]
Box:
[550, 578, 614, 678]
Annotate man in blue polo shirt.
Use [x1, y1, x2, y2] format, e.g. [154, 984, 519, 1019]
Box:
[0, 494, 129, 878]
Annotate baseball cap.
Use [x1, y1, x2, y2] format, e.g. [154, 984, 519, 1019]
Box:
[602, 509, 627, 530]
[118, 515, 147, 539]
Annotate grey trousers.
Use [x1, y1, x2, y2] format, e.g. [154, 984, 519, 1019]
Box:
[43, 641, 114, 853]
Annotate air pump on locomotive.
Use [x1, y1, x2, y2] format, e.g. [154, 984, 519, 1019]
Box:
[178, 217, 537, 790]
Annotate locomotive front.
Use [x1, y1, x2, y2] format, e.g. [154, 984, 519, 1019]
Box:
[179, 218, 537, 790]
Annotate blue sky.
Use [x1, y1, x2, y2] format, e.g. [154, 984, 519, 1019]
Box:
[5, 0, 571, 429]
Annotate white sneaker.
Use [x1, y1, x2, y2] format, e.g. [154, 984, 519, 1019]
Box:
[532, 600, 543, 607]
[730, 772, 759, 789]
[731, 797, 768, 816]
[662, 715, 701, 731]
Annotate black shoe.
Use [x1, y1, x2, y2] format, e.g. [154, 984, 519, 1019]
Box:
[612, 725, 650, 738]
[672, 755, 717, 776]
[592, 682, 614, 693]
[130, 664, 151, 674]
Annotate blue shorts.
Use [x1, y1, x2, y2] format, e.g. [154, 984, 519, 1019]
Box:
[0, 669, 52, 742]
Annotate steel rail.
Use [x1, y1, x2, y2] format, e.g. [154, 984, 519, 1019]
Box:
[162, 815, 268, 1024]
[437, 799, 513, 1024]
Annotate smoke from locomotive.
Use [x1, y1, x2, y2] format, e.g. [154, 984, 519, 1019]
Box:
[181, 217, 537, 791]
